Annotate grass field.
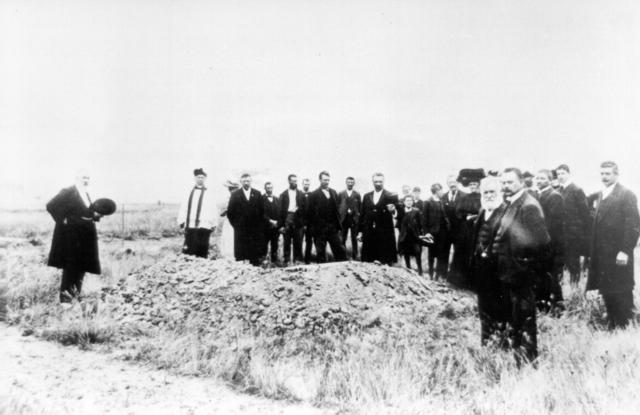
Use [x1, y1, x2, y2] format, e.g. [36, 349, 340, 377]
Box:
[1, 206, 639, 414]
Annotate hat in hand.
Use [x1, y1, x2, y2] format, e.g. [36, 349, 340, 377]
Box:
[90, 198, 117, 216]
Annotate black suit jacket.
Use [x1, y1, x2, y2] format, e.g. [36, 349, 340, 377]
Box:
[560, 182, 591, 254]
[587, 183, 640, 294]
[227, 188, 264, 234]
[262, 194, 280, 229]
[492, 191, 550, 286]
[423, 198, 450, 235]
[442, 190, 465, 233]
[337, 190, 362, 224]
[307, 187, 342, 236]
[278, 189, 306, 228]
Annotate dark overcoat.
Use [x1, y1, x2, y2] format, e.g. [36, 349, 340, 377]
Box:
[359, 189, 398, 264]
[227, 187, 265, 262]
[492, 192, 550, 287]
[46, 186, 101, 274]
[587, 183, 640, 294]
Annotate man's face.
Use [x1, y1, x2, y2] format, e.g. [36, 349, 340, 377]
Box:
[481, 184, 502, 210]
[241, 176, 252, 189]
[265, 183, 273, 195]
[194, 175, 206, 187]
[600, 167, 618, 187]
[346, 179, 355, 190]
[373, 176, 384, 191]
[556, 169, 570, 184]
[320, 175, 330, 189]
[302, 179, 310, 192]
[501, 171, 523, 196]
[288, 176, 298, 190]
[468, 182, 479, 193]
[534, 172, 550, 190]
[402, 186, 411, 196]
[79, 174, 90, 187]
[403, 197, 414, 208]
[412, 190, 421, 200]
[447, 180, 458, 192]
[435, 188, 444, 198]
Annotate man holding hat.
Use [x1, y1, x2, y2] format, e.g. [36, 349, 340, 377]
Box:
[46, 169, 103, 303]
[177, 168, 217, 258]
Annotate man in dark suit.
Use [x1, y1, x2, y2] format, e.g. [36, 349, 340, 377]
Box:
[302, 178, 314, 264]
[424, 183, 450, 280]
[470, 177, 508, 345]
[262, 182, 280, 264]
[227, 173, 265, 266]
[359, 172, 398, 265]
[494, 168, 550, 362]
[534, 169, 566, 312]
[46, 170, 102, 303]
[556, 164, 591, 285]
[441, 175, 465, 278]
[338, 177, 362, 260]
[306, 171, 347, 263]
[587, 161, 640, 330]
[278, 174, 306, 265]
[412, 186, 425, 212]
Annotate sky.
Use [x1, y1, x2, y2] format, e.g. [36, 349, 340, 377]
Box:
[2, 0, 640, 208]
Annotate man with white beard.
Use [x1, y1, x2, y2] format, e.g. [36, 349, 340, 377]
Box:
[469, 177, 507, 345]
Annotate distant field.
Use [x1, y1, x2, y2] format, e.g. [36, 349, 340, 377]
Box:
[0, 204, 180, 240]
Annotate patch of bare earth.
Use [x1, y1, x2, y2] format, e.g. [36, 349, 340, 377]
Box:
[0, 324, 328, 415]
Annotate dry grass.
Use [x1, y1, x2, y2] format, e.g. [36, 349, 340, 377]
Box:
[1, 208, 640, 414]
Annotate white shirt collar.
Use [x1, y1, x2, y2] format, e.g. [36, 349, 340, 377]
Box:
[561, 179, 573, 189]
[539, 185, 551, 194]
[75, 184, 91, 207]
[506, 189, 525, 203]
[321, 188, 330, 197]
[346, 189, 353, 196]
[602, 182, 617, 199]
[242, 187, 251, 199]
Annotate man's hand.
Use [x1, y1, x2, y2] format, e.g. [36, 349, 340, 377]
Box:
[386, 204, 396, 213]
[616, 251, 629, 266]
[269, 219, 278, 228]
[422, 233, 434, 244]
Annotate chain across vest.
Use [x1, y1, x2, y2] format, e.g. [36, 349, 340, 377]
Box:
[185, 187, 206, 228]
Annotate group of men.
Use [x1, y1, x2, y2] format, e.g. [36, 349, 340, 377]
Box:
[47, 160, 640, 363]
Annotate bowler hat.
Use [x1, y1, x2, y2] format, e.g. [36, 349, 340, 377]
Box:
[91, 198, 117, 216]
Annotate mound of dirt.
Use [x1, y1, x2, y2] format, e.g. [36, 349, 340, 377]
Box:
[105, 255, 476, 341]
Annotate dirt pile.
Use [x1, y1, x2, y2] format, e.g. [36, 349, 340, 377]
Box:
[104, 255, 476, 341]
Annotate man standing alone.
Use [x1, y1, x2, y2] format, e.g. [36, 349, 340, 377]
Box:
[47, 170, 103, 303]
[587, 161, 640, 329]
[227, 173, 265, 265]
[338, 177, 361, 260]
[177, 168, 216, 258]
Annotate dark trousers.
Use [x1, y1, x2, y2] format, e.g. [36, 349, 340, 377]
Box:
[283, 213, 303, 263]
[304, 227, 314, 264]
[478, 287, 509, 346]
[602, 291, 635, 330]
[341, 215, 358, 259]
[183, 228, 212, 258]
[537, 262, 564, 312]
[60, 267, 85, 303]
[428, 233, 450, 278]
[264, 228, 280, 262]
[565, 246, 581, 283]
[403, 252, 423, 275]
[506, 284, 538, 363]
[314, 225, 347, 263]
